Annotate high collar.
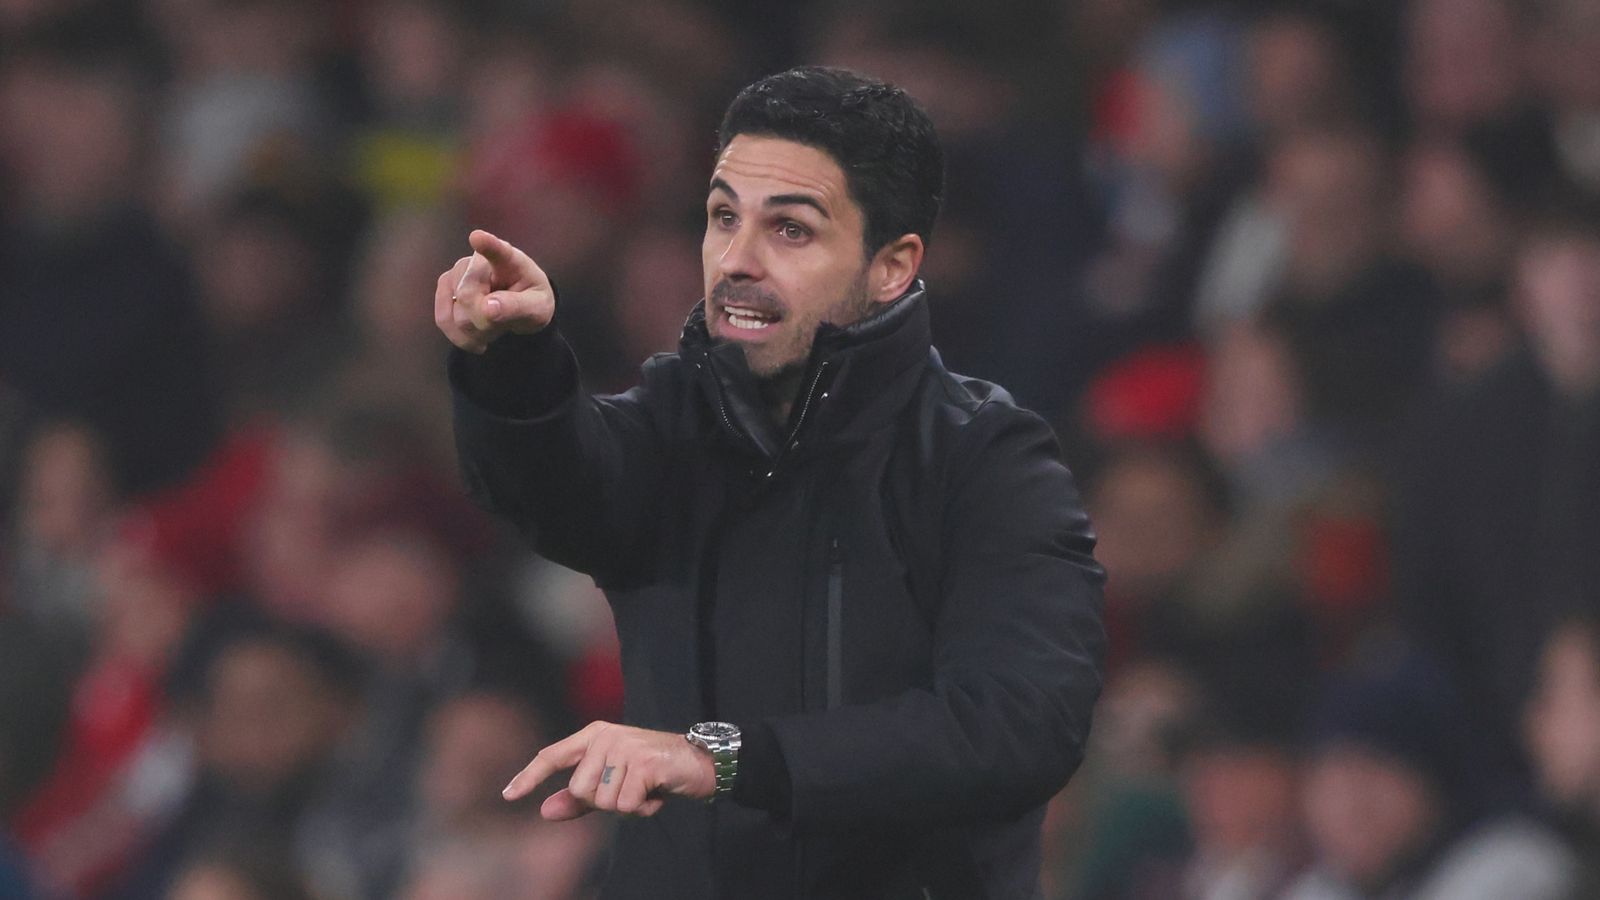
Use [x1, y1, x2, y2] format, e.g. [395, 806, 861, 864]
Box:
[679, 281, 934, 461]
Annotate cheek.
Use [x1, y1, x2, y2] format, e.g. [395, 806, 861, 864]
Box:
[701, 237, 721, 293]
[781, 252, 863, 311]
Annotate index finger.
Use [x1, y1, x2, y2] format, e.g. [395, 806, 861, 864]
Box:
[502, 726, 597, 801]
[468, 229, 542, 290]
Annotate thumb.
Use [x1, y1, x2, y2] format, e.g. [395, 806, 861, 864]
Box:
[482, 289, 553, 333]
[540, 788, 594, 821]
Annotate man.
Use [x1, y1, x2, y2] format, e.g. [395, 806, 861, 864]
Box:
[436, 67, 1105, 899]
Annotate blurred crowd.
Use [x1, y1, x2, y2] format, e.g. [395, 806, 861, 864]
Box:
[1, 0, 1599, 898]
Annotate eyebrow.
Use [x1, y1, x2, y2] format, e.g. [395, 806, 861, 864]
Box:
[709, 178, 831, 220]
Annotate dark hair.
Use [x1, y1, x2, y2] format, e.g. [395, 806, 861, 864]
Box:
[167, 608, 366, 709]
[716, 66, 945, 258]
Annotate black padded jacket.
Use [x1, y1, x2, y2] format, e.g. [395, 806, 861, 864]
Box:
[449, 283, 1106, 899]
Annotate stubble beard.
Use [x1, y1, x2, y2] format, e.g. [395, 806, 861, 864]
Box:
[736, 270, 874, 384]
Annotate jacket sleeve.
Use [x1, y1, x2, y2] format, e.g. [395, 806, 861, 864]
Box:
[753, 404, 1106, 831]
[449, 327, 664, 583]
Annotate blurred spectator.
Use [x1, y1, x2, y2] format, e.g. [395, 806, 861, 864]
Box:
[117, 401, 492, 623]
[151, 0, 333, 227]
[1191, 8, 1362, 335]
[1055, 659, 1200, 900]
[1174, 722, 1303, 900]
[398, 826, 605, 900]
[1259, 126, 1438, 453]
[302, 528, 473, 898]
[11, 519, 201, 897]
[164, 846, 314, 900]
[190, 190, 344, 421]
[1398, 139, 1516, 306]
[814, 2, 1101, 416]
[392, 690, 607, 899]
[412, 691, 546, 844]
[1524, 617, 1600, 897]
[1529, 0, 1600, 197]
[1403, 0, 1528, 136]
[1085, 440, 1225, 674]
[336, 207, 463, 457]
[607, 225, 705, 383]
[1397, 138, 1520, 383]
[1079, 343, 1206, 445]
[512, 558, 623, 726]
[1197, 321, 1331, 509]
[1284, 645, 1576, 900]
[5, 420, 117, 646]
[1395, 211, 1600, 791]
[463, 99, 643, 388]
[347, 0, 466, 211]
[0, 20, 219, 496]
[1244, 10, 1358, 141]
[115, 618, 361, 899]
[1083, 11, 1252, 357]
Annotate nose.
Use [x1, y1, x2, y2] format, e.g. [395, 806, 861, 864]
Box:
[716, 219, 764, 282]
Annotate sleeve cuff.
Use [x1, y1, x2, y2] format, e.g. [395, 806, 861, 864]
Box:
[448, 326, 579, 420]
[731, 720, 792, 816]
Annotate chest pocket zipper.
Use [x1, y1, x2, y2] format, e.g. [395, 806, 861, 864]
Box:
[826, 537, 844, 709]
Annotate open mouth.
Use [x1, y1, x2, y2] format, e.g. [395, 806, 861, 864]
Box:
[723, 304, 781, 331]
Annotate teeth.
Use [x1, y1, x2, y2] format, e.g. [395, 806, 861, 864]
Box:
[725, 306, 776, 330]
[728, 311, 772, 330]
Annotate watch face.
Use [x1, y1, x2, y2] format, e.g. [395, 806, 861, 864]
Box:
[694, 721, 739, 741]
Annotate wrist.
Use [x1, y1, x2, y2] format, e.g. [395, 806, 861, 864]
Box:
[684, 741, 718, 799]
[685, 721, 741, 802]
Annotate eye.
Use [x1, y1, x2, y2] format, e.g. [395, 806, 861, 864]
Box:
[778, 220, 810, 242]
[710, 207, 738, 229]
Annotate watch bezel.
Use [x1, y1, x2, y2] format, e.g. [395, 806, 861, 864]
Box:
[690, 721, 740, 742]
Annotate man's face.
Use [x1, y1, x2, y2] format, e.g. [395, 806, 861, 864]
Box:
[702, 135, 874, 379]
[1302, 745, 1438, 887]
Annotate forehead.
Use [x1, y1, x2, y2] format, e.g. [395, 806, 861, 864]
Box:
[709, 135, 851, 211]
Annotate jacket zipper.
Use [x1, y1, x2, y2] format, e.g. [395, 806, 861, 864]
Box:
[701, 358, 830, 476]
[783, 361, 831, 451]
[826, 537, 843, 709]
[767, 360, 832, 479]
[796, 535, 843, 899]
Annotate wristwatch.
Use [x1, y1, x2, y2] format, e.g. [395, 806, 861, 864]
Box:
[685, 721, 741, 800]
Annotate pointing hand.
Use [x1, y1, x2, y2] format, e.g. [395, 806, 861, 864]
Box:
[433, 229, 555, 353]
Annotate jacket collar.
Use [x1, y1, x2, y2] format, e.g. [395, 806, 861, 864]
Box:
[679, 280, 934, 461]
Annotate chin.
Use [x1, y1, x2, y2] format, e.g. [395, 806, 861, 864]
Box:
[720, 334, 805, 380]
[744, 345, 809, 379]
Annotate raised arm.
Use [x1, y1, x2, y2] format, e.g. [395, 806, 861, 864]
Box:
[438, 230, 663, 582]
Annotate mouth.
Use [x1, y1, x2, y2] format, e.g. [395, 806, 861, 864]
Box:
[722, 303, 782, 331]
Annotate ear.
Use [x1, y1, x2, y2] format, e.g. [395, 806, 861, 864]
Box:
[868, 234, 925, 303]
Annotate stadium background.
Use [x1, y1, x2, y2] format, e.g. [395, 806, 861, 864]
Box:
[2, 0, 1599, 897]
